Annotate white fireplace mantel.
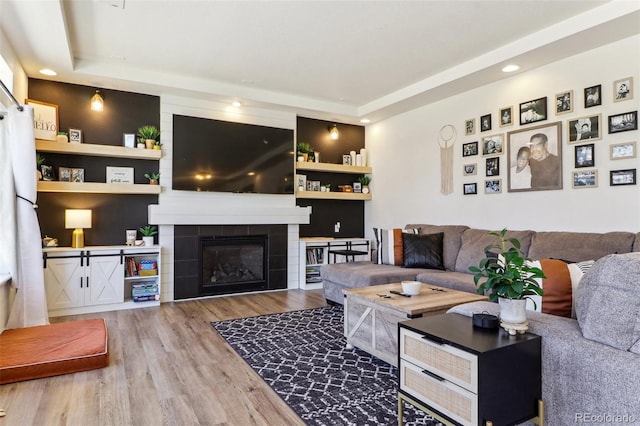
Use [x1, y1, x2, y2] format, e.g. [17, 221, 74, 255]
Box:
[148, 204, 311, 225]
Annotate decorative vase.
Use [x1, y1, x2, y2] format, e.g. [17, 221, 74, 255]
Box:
[142, 236, 154, 246]
[499, 298, 527, 323]
[145, 139, 155, 149]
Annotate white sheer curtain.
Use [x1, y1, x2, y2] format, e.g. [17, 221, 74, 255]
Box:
[0, 104, 49, 328]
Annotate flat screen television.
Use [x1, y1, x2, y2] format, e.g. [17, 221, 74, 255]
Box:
[172, 114, 295, 194]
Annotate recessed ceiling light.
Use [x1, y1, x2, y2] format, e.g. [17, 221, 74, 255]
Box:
[231, 101, 241, 107]
[39, 68, 57, 76]
[360, 119, 370, 124]
[502, 64, 520, 73]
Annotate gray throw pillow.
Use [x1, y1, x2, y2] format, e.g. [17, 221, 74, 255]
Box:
[575, 253, 640, 353]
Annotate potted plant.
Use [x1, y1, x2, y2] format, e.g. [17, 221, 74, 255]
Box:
[297, 142, 313, 162]
[468, 229, 545, 331]
[153, 141, 162, 150]
[136, 137, 146, 149]
[137, 125, 160, 149]
[144, 172, 160, 185]
[56, 131, 68, 143]
[139, 225, 157, 246]
[36, 154, 46, 180]
[358, 175, 371, 194]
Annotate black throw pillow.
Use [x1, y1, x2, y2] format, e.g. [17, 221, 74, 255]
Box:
[402, 232, 445, 270]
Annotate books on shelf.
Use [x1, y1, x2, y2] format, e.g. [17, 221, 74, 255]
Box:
[125, 257, 158, 277]
[306, 248, 325, 265]
[132, 282, 159, 302]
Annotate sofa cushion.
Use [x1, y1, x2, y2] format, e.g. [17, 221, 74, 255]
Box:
[576, 253, 640, 353]
[373, 228, 418, 265]
[634, 233, 640, 252]
[406, 224, 469, 271]
[454, 228, 535, 274]
[528, 231, 636, 263]
[320, 261, 427, 288]
[402, 232, 445, 270]
[416, 270, 477, 294]
[539, 259, 573, 318]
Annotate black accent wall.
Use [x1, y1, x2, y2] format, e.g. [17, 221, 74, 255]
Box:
[296, 117, 366, 238]
[29, 79, 160, 246]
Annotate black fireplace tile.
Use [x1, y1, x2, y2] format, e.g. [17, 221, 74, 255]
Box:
[268, 224, 288, 236]
[222, 225, 249, 236]
[268, 269, 287, 290]
[269, 234, 287, 253]
[198, 226, 224, 236]
[174, 259, 198, 277]
[270, 254, 286, 270]
[174, 275, 199, 300]
[248, 225, 269, 235]
[174, 225, 199, 237]
[174, 236, 198, 260]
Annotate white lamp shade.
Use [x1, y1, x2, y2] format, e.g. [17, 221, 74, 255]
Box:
[65, 209, 92, 229]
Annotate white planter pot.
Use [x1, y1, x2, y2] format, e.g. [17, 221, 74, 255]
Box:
[142, 236, 155, 247]
[498, 298, 527, 324]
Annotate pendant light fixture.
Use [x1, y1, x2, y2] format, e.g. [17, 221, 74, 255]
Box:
[91, 90, 104, 112]
[328, 124, 339, 140]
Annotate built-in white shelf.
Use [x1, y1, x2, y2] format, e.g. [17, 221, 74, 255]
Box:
[295, 190, 372, 200]
[36, 139, 162, 160]
[295, 162, 372, 174]
[38, 181, 162, 194]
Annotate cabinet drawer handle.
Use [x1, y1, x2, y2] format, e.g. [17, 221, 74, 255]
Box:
[80, 277, 83, 288]
[421, 369, 445, 382]
[421, 335, 445, 345]
[86, 277, 89, 287]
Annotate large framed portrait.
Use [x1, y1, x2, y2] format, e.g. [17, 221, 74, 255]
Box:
[613, 77, 633, 102]
[481, 134, 504, 156]
[608, 111, 638, 134]
[519, 97, 547, 125]
[568, 114, 601, 144]
[507, 121, 563, 192]
[25, 99, 59, 141]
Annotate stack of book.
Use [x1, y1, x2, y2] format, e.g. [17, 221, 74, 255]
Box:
[138, 260, 157, 276]
[132, 282, 159, 302]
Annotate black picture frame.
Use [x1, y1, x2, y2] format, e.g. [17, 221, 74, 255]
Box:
[568, 113, 601, 143]
[463, 182, 477, 195]
[485, 157, 500, 177]
[40, 164, 55, 181]
[519, 97, 547, 125]
[584, 84, 602, 108]
[610, 169, 636, 186]
[574, 144, 594, 168]
[480, 114, 492, 132]
[462, 141, 478, 157]
[499, 106, 513, 127]
[608, 111, 638, 134]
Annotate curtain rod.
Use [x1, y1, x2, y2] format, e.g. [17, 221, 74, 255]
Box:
[0, 79, 24, 111]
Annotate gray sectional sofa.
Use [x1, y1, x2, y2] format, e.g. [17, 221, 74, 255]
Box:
[320, 225, 640, 425]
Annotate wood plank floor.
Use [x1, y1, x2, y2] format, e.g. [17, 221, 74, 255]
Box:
[0, 289, 328, 426]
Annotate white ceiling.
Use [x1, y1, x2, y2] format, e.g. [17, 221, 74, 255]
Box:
[1, 0, 639, 123]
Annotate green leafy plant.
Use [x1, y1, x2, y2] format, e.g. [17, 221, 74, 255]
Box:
[154, 140, 162, 147]
[137, 125, 160, 140]
[57, 131, 68, 136]
[358, 175, 371, 186]
[144, 172, 160, 180]
[36, 153, 46, 168]
[468, 229, 545, 306]
[137, 137, 146, 145]
[139, 225, 158, 237]
[296, 142, 313, 154]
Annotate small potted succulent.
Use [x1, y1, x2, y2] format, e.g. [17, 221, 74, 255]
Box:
[144, 172, 160, 185]
[297, 142, 313, 162]
[358, 175, 371, 194]
[36, 154, 46, 180]
[469, 229, 545, 331]
[139, 225, 158, 246]
[137, 125, 160, 149]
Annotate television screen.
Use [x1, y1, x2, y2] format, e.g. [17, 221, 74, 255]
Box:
[172, 115, 295, 194]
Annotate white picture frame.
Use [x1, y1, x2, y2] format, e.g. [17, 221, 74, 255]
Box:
[25, 99, 59, 141]
[69, 128, 83, 144]
[610, 141, 636, 160]
[106, 166, 134, 184]
[123, 133, 136, 148]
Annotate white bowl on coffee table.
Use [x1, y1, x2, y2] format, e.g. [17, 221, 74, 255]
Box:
[401, 281, 422, 295]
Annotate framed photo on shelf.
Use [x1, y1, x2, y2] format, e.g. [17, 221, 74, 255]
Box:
[507, 121, 562, 193]
[610, 169, 636, 186]
[106, 166, 134, 184]
[295, 174, 307, 192]
[572, 170, 598, 189]
[465, 118, 475, 136]
[608, 111, 638, 134]
[463, 182, 477, 195]
[485, 157, 500, 177]
[584, 84, 601, 108]
[484, 179, 501, 194]
[58, 166, 71, 182]
[463, 163, 477, 176]
[71, 168, 85, 182]
[519, 97, 547, 125]
[555, 90, 573, 115]
[342, 154, 352, 165]
[25, 99, 59, 141]
[499, 106, 513, 127]
[462, 141, 478, 157]
[481, 134, 504, 156]
[123, 133, 136, 148]
[568, 114, 601, 143]
[41, 165, 55, 181]
[480, 114, 491, 132]
[69, 128, 83, 143]
[353, 182, 362, 193]
[613, 77, 633, 102]
[574, 144, 595, 168]
[610, 141, 636, 160]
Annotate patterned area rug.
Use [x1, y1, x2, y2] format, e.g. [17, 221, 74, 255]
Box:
[211, 305, 441, 426]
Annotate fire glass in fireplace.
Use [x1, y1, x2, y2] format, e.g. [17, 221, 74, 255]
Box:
[199, 235, 268, 296]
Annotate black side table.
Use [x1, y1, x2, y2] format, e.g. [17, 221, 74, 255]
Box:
[397, 313, 543, 426]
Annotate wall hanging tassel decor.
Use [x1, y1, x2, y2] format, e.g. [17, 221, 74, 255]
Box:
[439, 124, 456, 195]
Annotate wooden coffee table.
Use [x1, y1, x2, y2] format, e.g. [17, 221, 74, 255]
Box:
[342, 282, 487, 367]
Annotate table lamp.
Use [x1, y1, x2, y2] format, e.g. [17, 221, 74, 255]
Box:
[65, 209, 92, 248]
